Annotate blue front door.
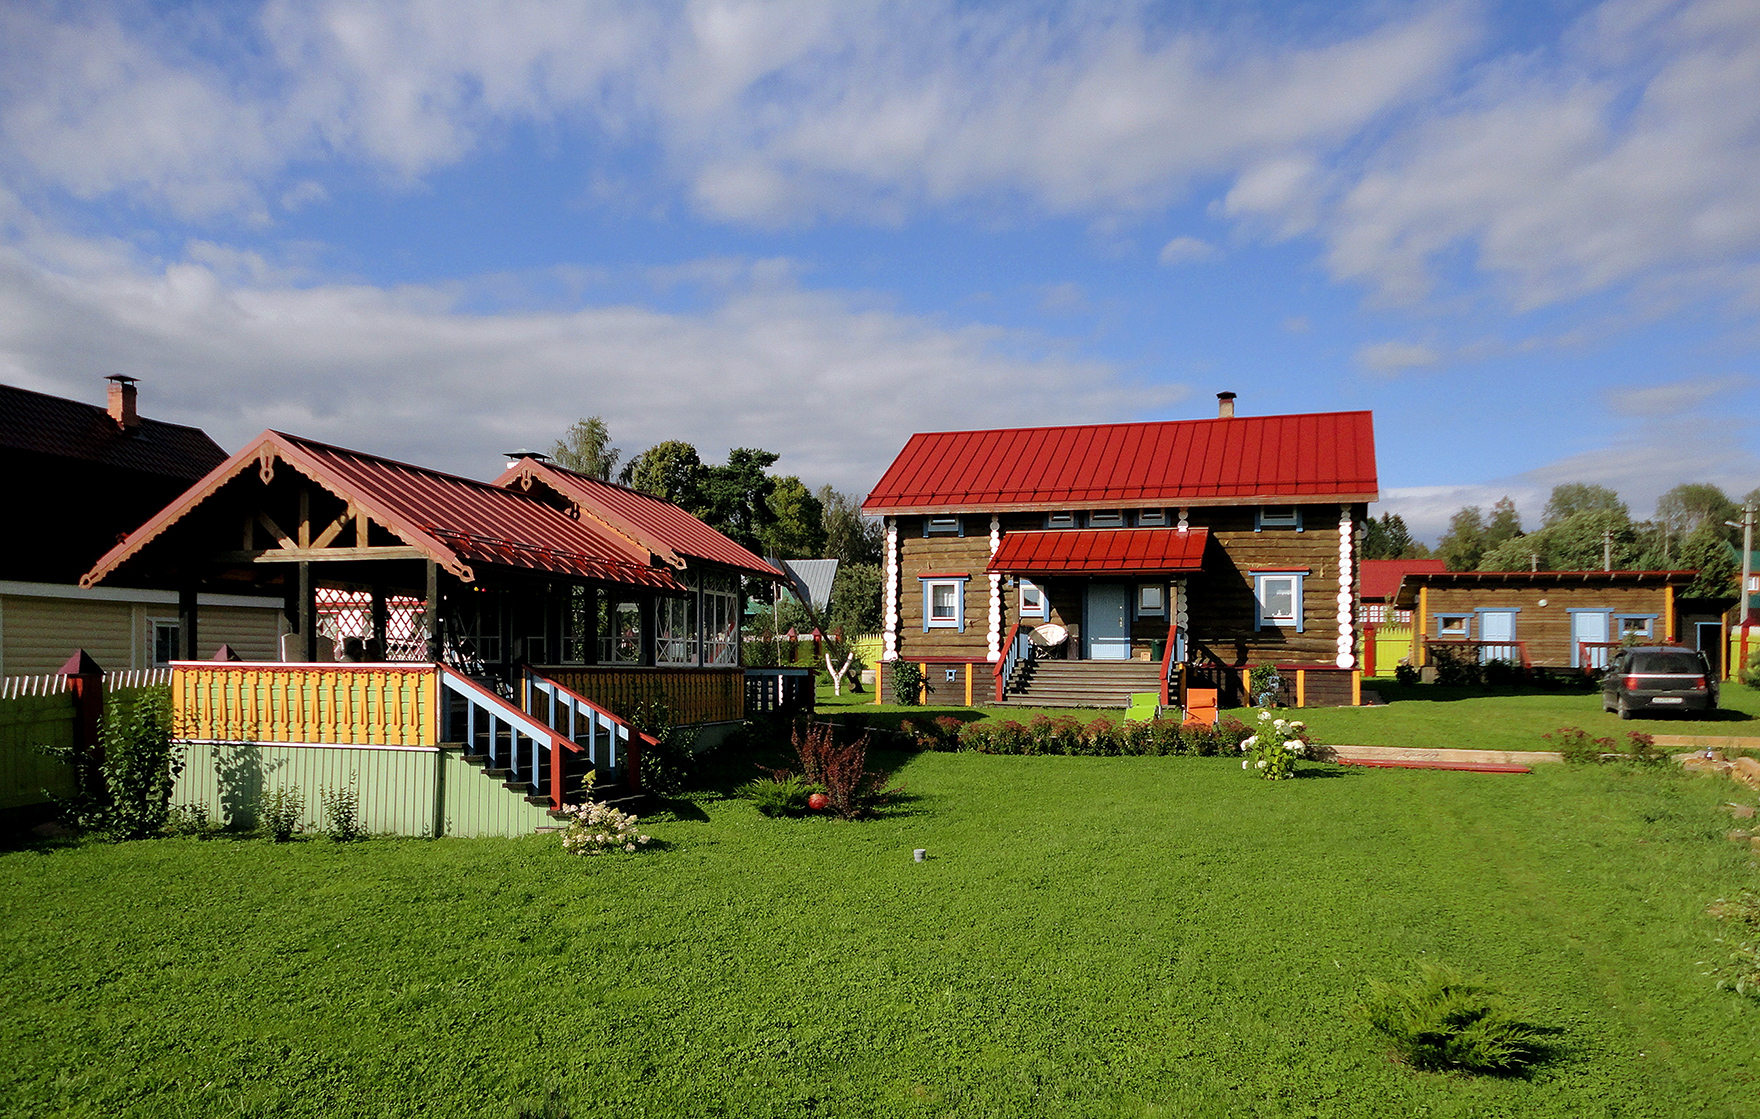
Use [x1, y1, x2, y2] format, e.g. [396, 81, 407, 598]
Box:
[1084, 584, 1131, 660]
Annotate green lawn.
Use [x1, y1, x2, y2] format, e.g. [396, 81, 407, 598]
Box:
[3, 751, 1758, 1117]
[820, 677, 1760, 754]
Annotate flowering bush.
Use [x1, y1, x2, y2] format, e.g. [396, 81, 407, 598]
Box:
[559, 801, 652, 855]
[1237, 709, 1309, 780]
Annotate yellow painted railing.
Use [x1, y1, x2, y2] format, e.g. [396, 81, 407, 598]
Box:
[172, 664, 437, 745]
[533, 666, 744, 725]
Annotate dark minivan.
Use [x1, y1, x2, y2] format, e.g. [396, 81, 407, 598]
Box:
[1601, 645, 1718, 719]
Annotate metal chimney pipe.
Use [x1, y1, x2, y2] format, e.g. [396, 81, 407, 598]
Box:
[1217, 391, 1237, 419]
[106, 375, 139, 430]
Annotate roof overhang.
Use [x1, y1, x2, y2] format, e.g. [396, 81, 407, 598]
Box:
[1393, 569, 1699, 608]
[866, 494, 1376, 516]
[987, 528, 1209, 576]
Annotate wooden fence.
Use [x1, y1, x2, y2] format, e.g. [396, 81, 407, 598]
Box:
[0, 668, 175, 814]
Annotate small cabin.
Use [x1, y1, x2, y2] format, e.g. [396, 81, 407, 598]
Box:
[82, 431, 786, 836]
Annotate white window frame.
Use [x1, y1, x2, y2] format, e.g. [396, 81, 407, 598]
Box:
[925, 516, 963, 536]
[921, 577, 968, 631]
[1045, 511, 1077, 529]
[1253, 572, 1305, 632]
[1018, 578, 1047, 620]
[150, 618, 180, 665]
[1255, 506, 1303, 531]
[1363, 603, 1387, 624]
[1135, 509, 1167, 527]
[1135, 583, 1166, 619]
[1086, 510, 1125, 528]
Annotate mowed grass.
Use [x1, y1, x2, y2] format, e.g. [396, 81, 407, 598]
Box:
[3, 754, 1758, 1118]
[820, 679, 1760, 755]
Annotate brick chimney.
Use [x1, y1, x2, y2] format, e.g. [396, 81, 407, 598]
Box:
[1216, 391, 1236, 419]
[106, 375, 139, 431]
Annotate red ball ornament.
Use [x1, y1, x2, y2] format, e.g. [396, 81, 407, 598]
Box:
[806, 792, 831, 812]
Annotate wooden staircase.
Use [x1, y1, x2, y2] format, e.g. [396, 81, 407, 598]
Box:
[1005, 659, 1165, 708]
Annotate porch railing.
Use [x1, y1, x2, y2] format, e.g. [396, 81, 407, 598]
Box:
[1159, 623, 1183, 706]
[1578, 641, 1620, 673]
[994, 623, 1028, 702]
[173, 662, 436, 746]
[439, 667, 592, 809]
[532, 666, 745, 725]
[1423, 639, 1533, 672]
[520, 669, 647, 793]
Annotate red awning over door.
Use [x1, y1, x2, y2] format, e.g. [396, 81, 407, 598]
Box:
[986, 528, 1209, 575]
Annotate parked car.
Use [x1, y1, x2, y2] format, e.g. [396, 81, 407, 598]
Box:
[1601, 645, 1718, 719]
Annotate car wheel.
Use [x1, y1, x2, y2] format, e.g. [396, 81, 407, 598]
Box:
[1617, 698, 1633, 720]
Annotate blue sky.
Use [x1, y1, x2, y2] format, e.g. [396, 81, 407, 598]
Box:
[1, 0, 1756, 541]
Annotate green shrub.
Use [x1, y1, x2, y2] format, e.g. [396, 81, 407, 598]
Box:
[1430, 646, 1482, 687]
[1621, 731, 1668, 767]
[258, 787, 304, 842]
[1357, 964, 1547, 1074]
[1741, 648, 1760, 689]
[320, 782, 365, 842]
[1483, 658, 1525, 687]
[737, 775, 820, 817]
[787, 722, 898, 820]
[96, 689, 181, 841]
[628, 696, 699, 795]
[889, 661, 926, 706]
[1544, 726, 1613, 765]
[1248, 665, 1283, 707]
[1394, 662, 1420, 686]
[161, 803, 220, 838]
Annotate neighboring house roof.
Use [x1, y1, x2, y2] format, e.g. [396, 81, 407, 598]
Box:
[1392, 569, 1697, 608]
[988, 528, 1210, 575]
[0, 381, 224, 480]
[84, 431, 687, 590]
[1359, 559, 1448, 602]
[495, 458, 781, 579]
[780, 558, 839, 611]
[862, 411, 1378, 514]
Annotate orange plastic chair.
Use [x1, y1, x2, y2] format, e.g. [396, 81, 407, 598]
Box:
[1182, 687, 1219, 728]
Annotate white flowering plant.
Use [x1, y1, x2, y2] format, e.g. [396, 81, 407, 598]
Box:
[559, 800, 653, 856]
[1237, 709, 1311, 781]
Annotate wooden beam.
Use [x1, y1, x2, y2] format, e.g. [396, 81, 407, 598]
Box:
[217, 546, 429, 563]
[310, 505, 354, 550]
[256, 511, 294, 550]
[356, 508, 370, 547]
[298, 487, 311, 548]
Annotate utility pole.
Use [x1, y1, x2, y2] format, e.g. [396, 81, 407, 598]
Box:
[1603, 527, 1613, 572]
[1724, 504, 1755, 681]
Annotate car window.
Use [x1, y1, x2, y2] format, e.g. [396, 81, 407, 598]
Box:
[1628, 652, 1704, 674]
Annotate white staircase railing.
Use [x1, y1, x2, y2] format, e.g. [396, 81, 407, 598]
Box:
[520, 668, 650, 794]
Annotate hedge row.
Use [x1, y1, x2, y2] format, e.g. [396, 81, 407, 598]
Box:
[898, 713, 1257, 757]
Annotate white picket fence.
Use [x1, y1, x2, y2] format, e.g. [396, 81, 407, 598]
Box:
[0, 667, 172, 701]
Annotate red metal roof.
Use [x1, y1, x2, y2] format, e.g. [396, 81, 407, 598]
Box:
[84, 431, 685, 590]
[1359, 559, 1448, 601]
[987, 528, 1210, 574]
[496, 460, 782, 579]
[1391, 569, 1698, 608]
[863, 411, 1377, 513]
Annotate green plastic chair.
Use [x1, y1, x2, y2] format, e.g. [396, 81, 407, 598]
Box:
[1123, 692, 1161, 723]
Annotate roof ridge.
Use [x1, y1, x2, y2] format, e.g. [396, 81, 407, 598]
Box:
[903, 410, 1374, 440]
[271, 430, 549, 501]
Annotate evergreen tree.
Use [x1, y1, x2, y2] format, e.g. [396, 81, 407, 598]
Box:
[1679, 521, 1739, 598]
[698, 448, 780, 555]
[1362, 513, 1418, 560]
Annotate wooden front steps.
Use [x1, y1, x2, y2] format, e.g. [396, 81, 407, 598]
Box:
[1005, 659, 1165, 708]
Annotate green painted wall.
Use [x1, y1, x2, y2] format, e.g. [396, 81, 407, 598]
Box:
[0, 693, 76, 811]
[174, 741, 555, 838]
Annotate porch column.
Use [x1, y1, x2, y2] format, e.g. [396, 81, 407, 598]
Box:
[987, 514, 1002, 662]
[639, 590, 656, 667]
[424, 560, 440, 662]
[1335, 504, 1356, 669]
[178, 583, 199, 661]
[297, 561, 315, 660]
[1173, 578, 1188, 661]
[370, 584, 389, 661]
[882, 517, 899, 661]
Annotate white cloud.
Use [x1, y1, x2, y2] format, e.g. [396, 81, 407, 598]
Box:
[1157, 236, 1217, 265]
[1355, 340, 1440, 374]
[1604, 373, 1751, 417]
[0, 237, 1177, 493]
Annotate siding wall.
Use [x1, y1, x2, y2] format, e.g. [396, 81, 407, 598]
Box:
[0, 692, 76, 811]
[0, 590, 284, 676]
[1414, 583, 1677, 667]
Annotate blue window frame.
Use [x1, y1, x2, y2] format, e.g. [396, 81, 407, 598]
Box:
[921, 576, 969, 631]
[1616, 614, 1657, 639]
[1255, 506, 1303, 532]
[925, 516, 963, 536]
[1253, 572, 1305, 632]
[1436, 614, 1471, 637]
[1134, 583, 1166, 619]
[1086, 510, 1125, 528]
[1045, 511, 1076, 529]
[1135, 509, 1167, 527]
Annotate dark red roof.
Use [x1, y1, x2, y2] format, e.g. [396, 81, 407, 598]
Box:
[85, 431, 685, 590]
[1359, 559, 1448, 601]
[0, 381, 224, 480]
[497, 460, 782, 579]
[988, 528, 1209, 575]
[863, 411, 1377, 513]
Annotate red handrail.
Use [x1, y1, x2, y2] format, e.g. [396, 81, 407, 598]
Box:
[994, 621, 1024, 702]
[1159, 622, 1179, 706]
